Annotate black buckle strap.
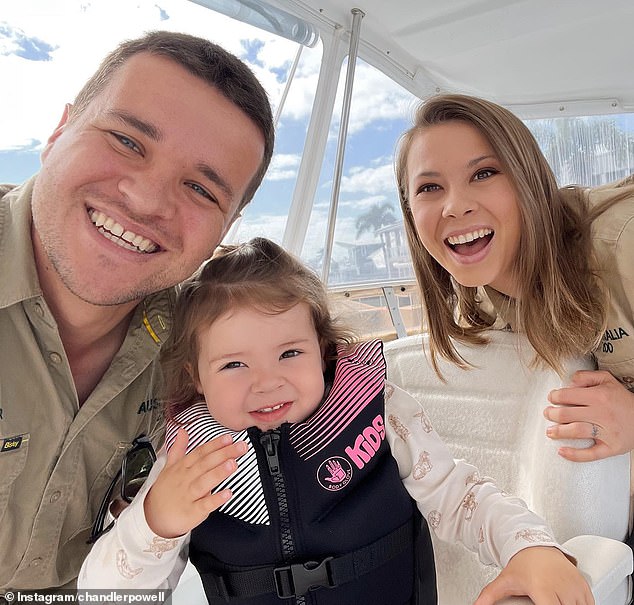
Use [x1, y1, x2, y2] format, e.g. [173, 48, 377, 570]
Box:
[274, 557, 335, 598]
[200, 521, 412, 601]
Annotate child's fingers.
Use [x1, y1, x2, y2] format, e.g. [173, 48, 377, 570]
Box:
[195, 489, 233, 517]
[165, 428, 189, 467]
[193, 439, 248, 473]
[191, 458, 242, 497]
[183, 434, 246, 466]
[472, 572, 512, 604]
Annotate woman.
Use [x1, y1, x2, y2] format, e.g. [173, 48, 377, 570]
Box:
[395, 93, 634, 464]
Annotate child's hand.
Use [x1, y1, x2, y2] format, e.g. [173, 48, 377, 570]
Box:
[144, 428, 248, 538]
[473, 546, 593, 605]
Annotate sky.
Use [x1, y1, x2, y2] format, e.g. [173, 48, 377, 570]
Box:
[3, 0, 634, 281]
[0, 0, 418, 276]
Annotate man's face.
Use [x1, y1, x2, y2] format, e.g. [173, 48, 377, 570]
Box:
[32, 52, 265, 306]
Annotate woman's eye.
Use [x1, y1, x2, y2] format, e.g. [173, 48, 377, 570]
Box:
[416, 183, 440, 194]
[113, 132, 142, 154]
[281, 350, 300, 359]
[474, 168, 498, 181]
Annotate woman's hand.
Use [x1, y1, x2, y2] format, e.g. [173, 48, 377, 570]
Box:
[144, 428, 248, 538]
[544, 369, 634, 461]
[474, 546, 593, 605]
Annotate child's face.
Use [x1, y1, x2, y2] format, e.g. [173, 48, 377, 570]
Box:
[193, 302, 326, 431]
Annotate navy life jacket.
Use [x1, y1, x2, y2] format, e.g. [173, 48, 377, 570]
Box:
[166, 340, 436, 604]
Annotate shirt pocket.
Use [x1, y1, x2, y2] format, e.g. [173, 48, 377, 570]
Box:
[69, 441, 130, 541]
[0, 433, 30, 523]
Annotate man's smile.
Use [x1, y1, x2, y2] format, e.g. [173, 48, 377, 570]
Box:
[88, 208, 159, 253]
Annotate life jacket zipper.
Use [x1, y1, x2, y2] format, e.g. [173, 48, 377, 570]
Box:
[260, 429, 306, 605]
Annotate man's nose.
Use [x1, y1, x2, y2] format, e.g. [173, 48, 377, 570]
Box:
[116, 166, 178, 220]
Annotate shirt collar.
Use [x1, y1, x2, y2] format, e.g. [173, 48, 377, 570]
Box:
[0, 177, 41, 308]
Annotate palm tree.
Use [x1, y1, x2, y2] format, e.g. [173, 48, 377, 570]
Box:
[355, 201, 397, 237]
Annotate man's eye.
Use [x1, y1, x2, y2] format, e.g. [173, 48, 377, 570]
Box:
[113, 132, 142, 154]
[186, 182, 218, 204]
[281, 350, 301, 359]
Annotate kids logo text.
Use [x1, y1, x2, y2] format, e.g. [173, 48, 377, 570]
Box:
[316, 414, 385, 491]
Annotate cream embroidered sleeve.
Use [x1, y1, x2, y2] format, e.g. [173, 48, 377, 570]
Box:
[384, 382, 561, 568]
[78, 450, 189, 589]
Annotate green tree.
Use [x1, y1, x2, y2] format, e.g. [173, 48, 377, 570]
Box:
[355, 201, 397, 237]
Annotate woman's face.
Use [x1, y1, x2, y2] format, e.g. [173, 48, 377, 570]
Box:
[405, 121, 522, 297]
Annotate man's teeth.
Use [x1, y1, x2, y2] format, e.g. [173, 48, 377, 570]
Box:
[257, 402, 286, 413]
[447, 228, 492, 245]
[89, 209, 158, 253]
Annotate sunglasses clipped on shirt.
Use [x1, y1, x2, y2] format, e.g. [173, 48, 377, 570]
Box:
[88, 435, 157, 544]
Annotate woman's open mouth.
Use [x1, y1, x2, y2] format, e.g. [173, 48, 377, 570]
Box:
[445, 228, 493, 256]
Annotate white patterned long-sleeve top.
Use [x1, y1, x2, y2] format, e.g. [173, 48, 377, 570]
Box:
[78, 382, 564, 589]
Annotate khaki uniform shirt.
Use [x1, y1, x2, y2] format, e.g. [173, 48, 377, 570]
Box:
[586, 174, 634, 387]
[485, 175, 634, 503]
[485, 174, 634, 387]
[0, 179, 174, 591]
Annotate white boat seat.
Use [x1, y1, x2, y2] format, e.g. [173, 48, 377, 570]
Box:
[384, 330, 632, 605]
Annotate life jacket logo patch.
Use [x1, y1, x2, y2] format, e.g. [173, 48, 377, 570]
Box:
[1, 435, 23, 452]
[317, 456, 353, 491]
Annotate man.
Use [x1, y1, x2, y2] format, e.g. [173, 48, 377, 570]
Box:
[0, 31, 274, 591]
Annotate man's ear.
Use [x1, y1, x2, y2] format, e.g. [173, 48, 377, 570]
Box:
[41, 103, 72, 162]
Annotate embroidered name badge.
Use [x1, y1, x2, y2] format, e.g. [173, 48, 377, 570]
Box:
[1, 435, 23, 452]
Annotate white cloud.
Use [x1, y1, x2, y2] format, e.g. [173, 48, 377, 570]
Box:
[265, 153, 301, 181]
[338, 194, 387, 210]
[340, 162, 396, 195]
[0, 0, 292, 151]
[331, 62, 418, 135]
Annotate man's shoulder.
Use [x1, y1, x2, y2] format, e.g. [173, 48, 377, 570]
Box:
[0, 183, 18, 199]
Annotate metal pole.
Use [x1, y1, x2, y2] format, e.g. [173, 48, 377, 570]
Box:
[321, 8, 364, 283]
[274, 44, 303, 127]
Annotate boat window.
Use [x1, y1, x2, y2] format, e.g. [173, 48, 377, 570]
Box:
[226, 40, 322, 245]
[524, 114, 634, 186]
[299, 57, 418, 287]
[0, 0, 320, 193]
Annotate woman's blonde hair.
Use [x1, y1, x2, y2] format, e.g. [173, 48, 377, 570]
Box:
[395, 93, 608, 376]
[161, 237, 355, 419]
